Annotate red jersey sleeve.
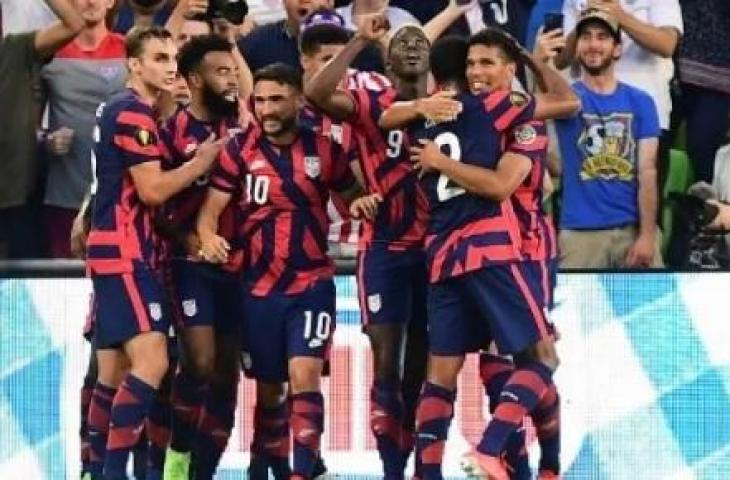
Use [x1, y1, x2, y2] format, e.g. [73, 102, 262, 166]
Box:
[483, 90, 537, 133]
[112, 106, 163, 167]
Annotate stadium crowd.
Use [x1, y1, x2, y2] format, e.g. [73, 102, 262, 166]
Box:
[1, 1, 730, 480]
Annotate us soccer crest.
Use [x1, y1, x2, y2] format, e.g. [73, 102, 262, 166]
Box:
[182, 299, 197, 317]
[368, 294, 382, 313]
[148, 302, 162, 322]
[514, 124, 537, 145]
[304, 156, 321, 178]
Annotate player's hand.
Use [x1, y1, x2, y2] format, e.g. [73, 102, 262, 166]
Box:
[410, 139, 447, 173]
[69, 212, 88, 259]
[184, 0, 209, 18]
[357, 12, 390, 43]
[533, 28, 566, 64]
[195, 133, 228, 170]
[47, 127, 74, 156]
[198, 232, 230, 263]
[349, 193, 383, 220]
[624, 233, 655, 268]
[184, 232, 202, 259]
[415, 91, 463, 123]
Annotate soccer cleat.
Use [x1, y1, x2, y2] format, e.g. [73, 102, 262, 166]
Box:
[162, 448, 191, 480]
[538, 470, 561, 480]
[459, 450, 509, 480]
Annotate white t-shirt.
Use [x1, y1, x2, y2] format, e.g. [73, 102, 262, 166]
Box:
[563, 0, 684, 129]
[337, 5, 420, 32]
[246, 0, 287, 25]
[1, 0, 57, 36]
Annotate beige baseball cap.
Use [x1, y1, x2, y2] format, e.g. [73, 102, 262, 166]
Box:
[576, 7, 621, 41]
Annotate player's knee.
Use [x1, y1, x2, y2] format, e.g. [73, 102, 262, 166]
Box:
[288, 358, 323, 394]
[517, 339, 560, 372]
[257, 381, 287, 407]
[188, 349, 216, 379]
[426, 354, 464, 391]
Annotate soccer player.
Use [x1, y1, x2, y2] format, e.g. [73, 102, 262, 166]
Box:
[245, 11, 371, 480]
[157, 34, 243, 480]
[304, 14, 461, 479]
[384, 30, 577, 479]
[84, 26, 225, 480]
[197, 63, 377, 480]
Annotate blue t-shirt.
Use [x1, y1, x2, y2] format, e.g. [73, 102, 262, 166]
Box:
[556, 81, 660, 230]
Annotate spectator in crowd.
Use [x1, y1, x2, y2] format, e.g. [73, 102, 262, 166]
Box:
[0, 0, 83, 259]
[671, 0, 730, 184]
[553, 8, 663, 268]
[558, 0, 683, 199]
[0, 0, 58, 34]
[239, 0, 385, 73]
[41, 0, 128, 258]
[112, 0, 175, 34]
[526, 0, 564, 50]
[336, 0, 420, 32]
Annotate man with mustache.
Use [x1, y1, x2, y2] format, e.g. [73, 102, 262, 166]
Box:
[554, 8, 662, 269]
[197, 63, 375, 480]
[156, 34, 244, 480]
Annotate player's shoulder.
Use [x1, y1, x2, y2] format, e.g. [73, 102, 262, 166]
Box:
[106, 89, 155, 121]
[346, 70, 392, 92]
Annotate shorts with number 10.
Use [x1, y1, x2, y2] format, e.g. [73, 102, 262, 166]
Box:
[240, 279, 336, 382]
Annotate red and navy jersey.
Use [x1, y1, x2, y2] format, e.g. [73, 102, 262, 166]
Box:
[211, 123, 357, 296]
[158, 107, 242, 258]
[506, 120, 557, 263]
[299, 104, 362, 246]
[86, 88, 163, 275]
[347, 84, 428, 250]
[412, 90, 536, 283]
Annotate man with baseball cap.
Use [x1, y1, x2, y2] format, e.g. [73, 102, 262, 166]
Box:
[552, 7, 664, 268]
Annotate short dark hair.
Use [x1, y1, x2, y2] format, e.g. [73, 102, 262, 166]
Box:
[253, 63, 303, 91]
[430, 35, 468, 86]
[300, 25, 350, 56]
[125, 25, 173, 58]
[468, 27, 523, 65]
[177, 34, 233, 78]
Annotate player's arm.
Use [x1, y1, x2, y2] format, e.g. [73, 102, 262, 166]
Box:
[523, 49, 580, 120]
[129, 132, 226, 206]
[378, 91, 462, 130]
[411, 139, 532, 201]
[70, 188, 94, 259]
[625, 136, 659, 267]
[305, 12, 390, 121]
[196, 188, 233, 263]
[590, 0, 680, 57]
[422, 0, 476, 44]
[34, 0, 85, 58]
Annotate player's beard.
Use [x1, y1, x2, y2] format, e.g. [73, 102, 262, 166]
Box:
[201, 83, 239, 120]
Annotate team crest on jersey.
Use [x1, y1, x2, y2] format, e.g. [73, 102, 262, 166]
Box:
[304, 156, 321, 178]
[514, 124, 537, 145]
[509, 91, 528, 107]
[368, 294, 382, 313]
[148, 303, 162, 322]
[135, 128, 156, 147]
[182, 299, 197, 317]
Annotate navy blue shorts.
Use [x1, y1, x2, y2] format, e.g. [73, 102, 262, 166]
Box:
[166, 259, 242, 334]
[427, 264, 552, 356]
[92, 267, 170, 349]
[240, 279, 335, 382]
[356, 245, 428, 328]
[524, 258, 558, 311]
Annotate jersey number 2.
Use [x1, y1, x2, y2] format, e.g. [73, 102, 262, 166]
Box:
[435, 132, 466, 202]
